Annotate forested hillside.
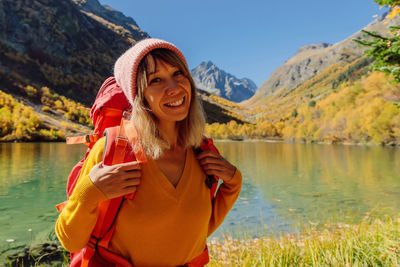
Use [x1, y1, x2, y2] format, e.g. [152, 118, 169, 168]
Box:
[207, 57, 400, 146]
[0, 87, 90, 141]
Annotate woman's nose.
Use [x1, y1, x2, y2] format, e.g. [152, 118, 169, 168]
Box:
[165, 78, 179, 95]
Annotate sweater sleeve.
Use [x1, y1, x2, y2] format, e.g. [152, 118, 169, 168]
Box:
[208, 168, 242, 236]
[55, 137, 108, 253]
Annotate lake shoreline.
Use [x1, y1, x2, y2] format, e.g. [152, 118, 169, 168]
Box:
[2, 241, 65, 266]
[214, 137, 400, 147]
[2, 136, 399, 148]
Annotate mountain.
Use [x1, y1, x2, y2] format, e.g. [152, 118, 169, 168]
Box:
[248, 13, 400, 105]
[0, 0, 148, 105]
[71, 0, 148, 42]
[191, 61, 257, 103]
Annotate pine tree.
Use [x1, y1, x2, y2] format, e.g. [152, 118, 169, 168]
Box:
[354, 0, 400, 82]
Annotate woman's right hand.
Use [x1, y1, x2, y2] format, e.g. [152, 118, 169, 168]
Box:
[89, 161, 142, 199]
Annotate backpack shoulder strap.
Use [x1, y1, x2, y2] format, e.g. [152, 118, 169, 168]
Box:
[66, 133, 100, 146]
[198, 137, 221, 199]
[86, 120, 148, 242]
[86, 126, 132, 248]
[82, 125, 141, 265]
[103, 125, 130, 166]
[81, 196, 127, 266]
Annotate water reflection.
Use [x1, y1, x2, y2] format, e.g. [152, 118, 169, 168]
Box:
[0, 142, 399, 246]
[214, 141, 400, 236]
[0, 143, 87, 248]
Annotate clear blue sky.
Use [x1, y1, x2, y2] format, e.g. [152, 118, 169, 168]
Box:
[98, 0, 388, 87]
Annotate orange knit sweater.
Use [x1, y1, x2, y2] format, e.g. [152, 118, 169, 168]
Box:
[55, 137, 242, 266]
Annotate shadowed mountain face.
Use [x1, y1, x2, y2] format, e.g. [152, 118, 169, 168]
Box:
[0, 0, 148, 105]
[71, 0, 148, 42]
[248, 14, 400, 105]
[191, 61, 257, 103]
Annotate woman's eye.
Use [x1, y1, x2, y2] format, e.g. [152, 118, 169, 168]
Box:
[174, 70, 183, 76]
[149, 77, 160, 85]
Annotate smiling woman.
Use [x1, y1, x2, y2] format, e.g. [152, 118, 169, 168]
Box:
[55, 38, 242, 267]
[144, 56, 191, 122]
[134, 48, 198, 159]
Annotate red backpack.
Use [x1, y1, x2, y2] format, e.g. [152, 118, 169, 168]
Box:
[56, 77, 220, 267]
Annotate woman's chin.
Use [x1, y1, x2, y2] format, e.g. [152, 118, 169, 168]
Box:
[160, 107, 190, 122]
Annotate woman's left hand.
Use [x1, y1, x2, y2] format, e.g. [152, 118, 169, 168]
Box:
[196, 151, 236, 182]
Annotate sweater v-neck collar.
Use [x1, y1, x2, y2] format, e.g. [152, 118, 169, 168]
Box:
[147, 148, 191, 201]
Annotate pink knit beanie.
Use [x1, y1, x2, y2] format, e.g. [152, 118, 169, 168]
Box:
[114, 38, 188, 107]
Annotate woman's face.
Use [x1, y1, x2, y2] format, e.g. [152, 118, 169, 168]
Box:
[143, 55, 192, 125]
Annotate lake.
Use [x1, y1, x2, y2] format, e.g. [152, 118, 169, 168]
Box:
[1, 141, 400, 250]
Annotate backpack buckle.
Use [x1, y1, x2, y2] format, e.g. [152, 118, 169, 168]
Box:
[88, 235, 100, 249]
[205, 175, 217, 189]
[85, 134, 99, 143]
[115, 136, 129, 147]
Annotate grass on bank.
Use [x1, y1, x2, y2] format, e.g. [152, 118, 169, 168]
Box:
[208, 214, 400, 266]
[3, 214, 399, 266]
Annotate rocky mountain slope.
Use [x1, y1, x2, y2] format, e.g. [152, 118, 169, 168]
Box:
[248, 14, 400, 105]
[0, 0, 146, 105]
[191, 61, 257, 102]
[71, 0, 148, 42]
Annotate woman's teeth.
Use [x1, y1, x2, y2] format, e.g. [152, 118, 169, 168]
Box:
[165, 97, 184, 107]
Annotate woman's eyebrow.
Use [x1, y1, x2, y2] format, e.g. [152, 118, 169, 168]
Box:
[147, 69, 158, 76]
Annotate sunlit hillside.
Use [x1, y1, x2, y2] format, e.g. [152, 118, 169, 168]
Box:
[0, 86, 92, 141]
[246, 56, 371, 121]
[204, 55, 400, 146]
[281, 71, 400, 145]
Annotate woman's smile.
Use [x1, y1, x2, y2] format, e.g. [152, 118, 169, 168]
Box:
[164, 96, 185, 107]
[144, 57, 191, 124]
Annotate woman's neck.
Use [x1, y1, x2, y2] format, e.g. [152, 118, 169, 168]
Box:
[158, 121, 179, 148]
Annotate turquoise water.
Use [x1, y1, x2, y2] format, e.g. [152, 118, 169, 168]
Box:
[1, 141, 400, 250]
[214, 142, 400, 238]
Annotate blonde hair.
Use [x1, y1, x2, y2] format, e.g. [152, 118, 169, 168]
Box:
[131, 49, 205, 159]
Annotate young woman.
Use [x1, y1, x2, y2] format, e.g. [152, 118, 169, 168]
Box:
[55, 38, 242, 266]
